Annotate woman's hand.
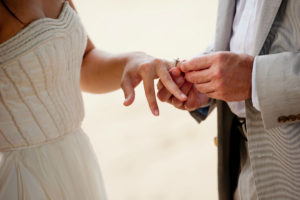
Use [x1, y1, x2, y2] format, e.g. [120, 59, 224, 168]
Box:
[157, 67, 210, 111]
[121, 52, 187, 116]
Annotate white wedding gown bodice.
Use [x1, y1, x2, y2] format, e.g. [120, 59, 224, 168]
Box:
[0, 2, 106, 199]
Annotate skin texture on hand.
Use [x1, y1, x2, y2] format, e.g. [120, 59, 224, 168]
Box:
[181, 51, 254, 102]
[121, 52, 187, 116]
[157, 67, 210, 111]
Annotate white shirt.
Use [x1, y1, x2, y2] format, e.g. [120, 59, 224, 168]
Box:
[228, 0, 262, 118]
[229, 0, 264, 199]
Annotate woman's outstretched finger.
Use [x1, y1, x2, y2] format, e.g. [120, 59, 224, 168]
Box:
[143, 76, 159, 116]
[157, 66, 187, 101]
[157, 75, 185, 102]
[156, 66, 181, 91]
[171, 81, 193, 107]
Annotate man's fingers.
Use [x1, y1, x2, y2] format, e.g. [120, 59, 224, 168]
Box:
[169, 67, 181, 76]
[180, 55, 213, 72]
[180, 81, 193, 95]
[195, 82, 215, 94]
[185, 69, 211, 84]
[169, 80, 192, 109]
[143, 76, 159, 116]
[172, 96, 184, 108]
[184, 86, 200, 111]
[157, 67, 187, 101]
[121, 78, 136, 106]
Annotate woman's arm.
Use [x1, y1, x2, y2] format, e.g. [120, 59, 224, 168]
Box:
[80, 45, 128, 94]
[67, 0, 186, 116]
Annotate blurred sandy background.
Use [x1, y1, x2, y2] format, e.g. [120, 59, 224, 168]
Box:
[74, 0, 219, 199]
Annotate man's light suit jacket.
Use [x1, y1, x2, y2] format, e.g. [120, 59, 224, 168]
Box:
[191, 0, 300, 199]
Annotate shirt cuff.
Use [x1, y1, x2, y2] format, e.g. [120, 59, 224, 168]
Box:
[196, 106, 210, 116]
[195, 98, 212, 116]
[251, 57, 261, 111]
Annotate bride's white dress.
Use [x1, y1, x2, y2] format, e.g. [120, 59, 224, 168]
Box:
[0, 2, 106, 199]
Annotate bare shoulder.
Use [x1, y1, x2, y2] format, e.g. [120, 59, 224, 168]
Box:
[0, 0, 66, 43]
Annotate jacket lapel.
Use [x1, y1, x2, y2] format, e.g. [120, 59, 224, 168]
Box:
[253, 0, 282, 55]
[214, 0, 236, 51]
[214, 0, 282, 54]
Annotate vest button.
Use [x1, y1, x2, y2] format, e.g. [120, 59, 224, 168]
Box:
[288, 115, 297, 122]
[278, 116, 288, 123]
[214, 137, 218, 147]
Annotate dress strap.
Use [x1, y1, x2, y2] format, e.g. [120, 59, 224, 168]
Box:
[0, 0, 25, 25]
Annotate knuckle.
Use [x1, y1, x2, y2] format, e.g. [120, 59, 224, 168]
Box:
[163, 73, 173, 82]
[153, 58, 161, 64]
[194, 84, 201, 92]
[185, 73, 194, 82]
[216, 52, 227, 63]
[213, 68, 223, 79]
[181, 63, 189, 72]
[140, 64, 151, 73]
[215, 80, 224, 90]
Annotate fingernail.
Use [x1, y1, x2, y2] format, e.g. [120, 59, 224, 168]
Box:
[170, 70, 176, 76]
[154, 109, 159, 116]
[123, 97, 129, 106]
[181, 94, 187, 99]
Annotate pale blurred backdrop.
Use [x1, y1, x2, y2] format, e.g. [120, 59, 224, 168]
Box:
[74, 0, 219, 199]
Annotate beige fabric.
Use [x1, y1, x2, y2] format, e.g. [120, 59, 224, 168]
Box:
[205, 0, 300, 199]
[0, 2, 106, 199]
[234, 139, 258, 200]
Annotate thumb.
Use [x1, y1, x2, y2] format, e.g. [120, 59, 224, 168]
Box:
[180, 55, 212, 72]
[169, 67, 181, 77]
[121, 78, 136, 106]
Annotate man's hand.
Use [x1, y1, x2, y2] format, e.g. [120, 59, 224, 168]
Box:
[157, 67, 210, 111]
[121, 52, 187, 116]
[180, 52, 254, 102]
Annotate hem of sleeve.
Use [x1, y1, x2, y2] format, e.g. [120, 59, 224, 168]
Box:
[251, 56, 261, 111]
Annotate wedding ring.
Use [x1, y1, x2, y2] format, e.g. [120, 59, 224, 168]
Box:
[174, 58, 180, 68]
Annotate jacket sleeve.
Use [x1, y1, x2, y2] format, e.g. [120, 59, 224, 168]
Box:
[254, 52, 300, 129]
[190, 100, 216, 123]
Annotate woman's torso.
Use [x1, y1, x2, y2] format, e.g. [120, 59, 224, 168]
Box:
[0, 1, 87, 151]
